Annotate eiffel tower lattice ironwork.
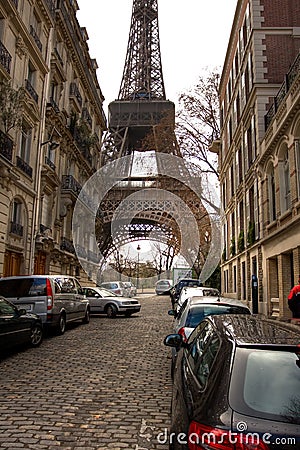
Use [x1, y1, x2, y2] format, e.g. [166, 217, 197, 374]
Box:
[94, 0, 213, 279]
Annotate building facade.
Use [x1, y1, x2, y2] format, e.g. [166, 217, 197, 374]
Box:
[0, 0, 106, 280]
[214, 0, 300, 318]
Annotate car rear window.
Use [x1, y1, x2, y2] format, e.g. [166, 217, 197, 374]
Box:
[186, 305, 250, 328]
[230, 348, 300, 423]
[0, 278, 47, 298]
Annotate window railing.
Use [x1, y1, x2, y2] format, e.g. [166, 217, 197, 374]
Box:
[16, 156, 33, 178]
[60, 237, 75, 254]
[25, 79, 38, 103]
[0, 41, 12, 74]
[69, 82, 82, 107]
[61, 174, 82, 196]
[44, 155, 56, 171]
[0, 130, 13, 161]
[10, 221, 23, 237]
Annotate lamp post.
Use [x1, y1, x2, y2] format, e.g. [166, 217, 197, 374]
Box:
[136, 244, 141, 291]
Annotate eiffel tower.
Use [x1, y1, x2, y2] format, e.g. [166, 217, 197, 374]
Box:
[88, 0, 216, 280]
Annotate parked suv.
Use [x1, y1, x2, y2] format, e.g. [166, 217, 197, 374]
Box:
[0, 275, 90, 334]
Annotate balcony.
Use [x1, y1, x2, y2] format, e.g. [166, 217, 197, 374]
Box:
[44, 155, 56, 171]
[10, 221, 23, 237]
[0, 41, 12, 74]
[25, 79, 38, 103]
[61, 174, 82, 196]
[30, 25, 42, 52]
[16, 156, 33, 178]
[0, 130, 13, 162]
[69, 82, 82, 108]
[265, 52, 300, 130]
[60, 237, 75, 254]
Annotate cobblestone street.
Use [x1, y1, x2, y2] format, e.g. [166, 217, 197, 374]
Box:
[0, 294, 173, 450]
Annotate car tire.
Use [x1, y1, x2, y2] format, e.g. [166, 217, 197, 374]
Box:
[30, 324, 43, 347]
[105, 304, 117, 318]
[82, 308, 90, 324]
[57, 313, 66, 335]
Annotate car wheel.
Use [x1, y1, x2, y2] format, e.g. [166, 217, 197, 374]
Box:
[30, 324, 43, 347]
[57, 314, 66, 335]
[82, 308, 90, 324]
[106, 304, 117, 318]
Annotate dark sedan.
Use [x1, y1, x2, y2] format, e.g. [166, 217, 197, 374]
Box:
[165, 315, 300, 449]
[0, 296, 43, 352]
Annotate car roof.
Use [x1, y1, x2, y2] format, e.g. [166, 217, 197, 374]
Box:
[209, 314, 300, 346]
[188, 296, 247, 308]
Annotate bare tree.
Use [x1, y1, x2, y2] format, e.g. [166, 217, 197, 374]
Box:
[176, 68, 220, 178]
[0, 80, 25, 134]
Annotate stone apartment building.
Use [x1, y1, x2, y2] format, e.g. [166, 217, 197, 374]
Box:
[0, 0, 106, 280]
[212, 0, 300, 318]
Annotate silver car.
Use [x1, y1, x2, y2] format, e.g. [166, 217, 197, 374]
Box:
[100, 281, 130, 297]
[0, 275, 90, 334]
[83, 286, 141, 318]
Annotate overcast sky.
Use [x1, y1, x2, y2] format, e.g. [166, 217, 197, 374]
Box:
[77, 0, 237, 110]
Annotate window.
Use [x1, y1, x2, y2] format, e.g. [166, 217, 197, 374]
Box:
[19, 123, 32, 163]
[267, 164, 276, 222]
[12, 199, 22, 225]
[295, 140, 300, 200]
[279, 147, 291, 213]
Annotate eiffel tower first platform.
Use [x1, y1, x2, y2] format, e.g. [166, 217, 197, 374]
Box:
[73, 0, 220, 283]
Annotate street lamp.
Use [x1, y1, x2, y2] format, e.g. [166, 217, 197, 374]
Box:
[136, 244, 141, 291]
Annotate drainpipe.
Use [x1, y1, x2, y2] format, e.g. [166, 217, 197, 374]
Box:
[28, 26, 54, 273]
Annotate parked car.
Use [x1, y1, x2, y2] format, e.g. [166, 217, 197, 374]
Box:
[0, 296, 43, 352]
[83, 286, 141, 318]
[0, 275, 90, 335]
[123, 281, 137, 297]
[100, 281, 130, 297]
[169, 279, 203, 307]
[175, 286, 220, 314]
[155, 279, 173, 295]
[165, 315, 300, 449]
[167, 297, 251, 376]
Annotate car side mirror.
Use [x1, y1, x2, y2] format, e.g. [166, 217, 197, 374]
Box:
[168, 309, 175, 316]
[164, 333, 185, 350]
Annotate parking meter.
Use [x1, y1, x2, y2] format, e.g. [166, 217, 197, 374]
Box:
[252, 274, 258, 314]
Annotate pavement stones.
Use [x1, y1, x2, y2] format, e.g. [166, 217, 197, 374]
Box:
[0, 294, 174, 449]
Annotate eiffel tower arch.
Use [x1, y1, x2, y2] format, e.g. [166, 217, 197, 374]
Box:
[72, 0, 221, 283]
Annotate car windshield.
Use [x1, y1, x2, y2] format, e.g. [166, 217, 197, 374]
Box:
[230, 348, 300, 424]
[97, 288, 115, 297]
[0, 278, 47, 298]
[185, 305, 250, 328]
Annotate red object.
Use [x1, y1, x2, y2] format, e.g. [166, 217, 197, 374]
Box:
[178, 327, 188, 343]
[46, 278, 54, 310]
[188, 422, 269, 450]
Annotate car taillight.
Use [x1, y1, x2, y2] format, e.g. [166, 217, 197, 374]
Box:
[178, 327, 188, 343]
[46, 278, 54, 310]
[115, 289, 122, 295]
[188, 422, 269, 450]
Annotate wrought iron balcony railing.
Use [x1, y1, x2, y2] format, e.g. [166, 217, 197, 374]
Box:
[0, 130, 13, 162]
[60, 237, 75, 254]
[265, 52, 300, 130]
[10, 221, 23, 237]
[70, 82, 82, 108]
[0, 41, 12, 74]
[16, 156, 33, 178]
[25, 79, 38, 103]
[44, 155, 56, 171]
[61, 174, 82, 196]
